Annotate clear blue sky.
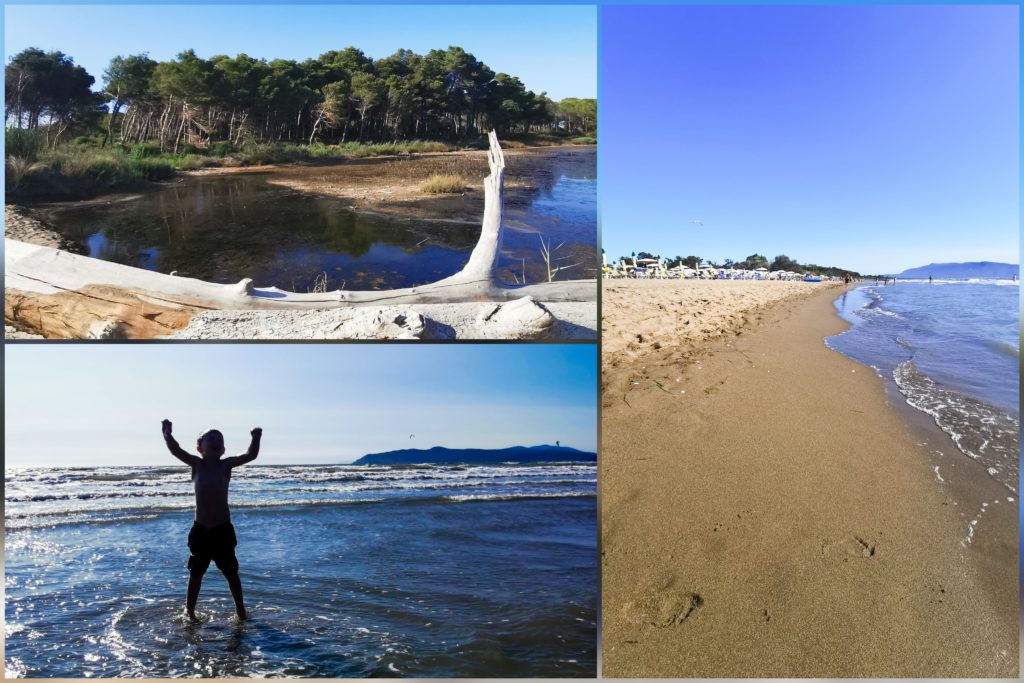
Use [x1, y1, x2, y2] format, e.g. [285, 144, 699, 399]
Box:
[3, 5, 595, 101]
[601, 5, 1019, 275]
[5, 344, 596, 467]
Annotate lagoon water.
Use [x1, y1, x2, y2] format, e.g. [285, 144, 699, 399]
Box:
[498, 149, 597, 284]
[828, 281, 1019, 493]
[25, 148, 596, 293]
[29, 176, 479, 292]
[4, 463, 597, 677]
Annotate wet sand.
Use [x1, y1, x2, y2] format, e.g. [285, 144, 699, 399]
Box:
[4, 205, 76, 250]
[601, 280, 1018, 677]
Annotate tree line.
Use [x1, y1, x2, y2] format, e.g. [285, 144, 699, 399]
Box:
[618, 251, 860, 277]
[5, 46, 597, 151]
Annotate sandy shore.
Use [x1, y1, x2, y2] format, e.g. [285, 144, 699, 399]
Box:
[601, 280, 1018, 677]
[167, 300, 596, 340]
[4, 205, 77, 250]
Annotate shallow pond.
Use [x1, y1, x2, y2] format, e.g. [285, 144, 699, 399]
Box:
[498, 148, 597, 285]
[23, 149, 596, 292]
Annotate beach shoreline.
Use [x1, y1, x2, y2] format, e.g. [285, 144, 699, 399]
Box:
[600, 280, 1018, 677]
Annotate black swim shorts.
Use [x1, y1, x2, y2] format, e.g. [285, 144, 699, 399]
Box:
[187, 521, 239, 577]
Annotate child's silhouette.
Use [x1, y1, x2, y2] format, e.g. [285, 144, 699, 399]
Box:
[161, 419, 261, 621]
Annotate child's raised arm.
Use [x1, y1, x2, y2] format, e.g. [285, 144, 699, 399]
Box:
[162, 419, 200, 467]
[225, 427, 262, 468]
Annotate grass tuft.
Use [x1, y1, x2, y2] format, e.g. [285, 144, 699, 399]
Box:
[5, 156, 46, 188]
[419, 174, 466, 194]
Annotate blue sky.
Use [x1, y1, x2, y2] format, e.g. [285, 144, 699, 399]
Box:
[601, 5, 1019, 275]
[4, 344, 597, 467]
[3, 5, 595, 101]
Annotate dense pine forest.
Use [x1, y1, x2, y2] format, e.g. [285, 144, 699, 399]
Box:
[6, 46, 595, 149]
[4, 45, 596, 197]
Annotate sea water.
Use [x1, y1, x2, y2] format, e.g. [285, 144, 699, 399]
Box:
[827, 281, 1019, 493]
[4, 463, 596, 677]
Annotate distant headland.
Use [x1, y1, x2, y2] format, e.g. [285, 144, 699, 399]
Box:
[352, 445, 597, 466]
[894, 262, 1019, 279]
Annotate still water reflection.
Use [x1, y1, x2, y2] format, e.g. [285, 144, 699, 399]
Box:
[27, 149, 596, 292]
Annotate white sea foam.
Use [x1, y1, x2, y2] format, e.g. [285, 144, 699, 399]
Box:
[5, 463, 597, 531]
[894, 361, 1018, 494]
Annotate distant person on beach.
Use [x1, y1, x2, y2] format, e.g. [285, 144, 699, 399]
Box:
[161, 419, 262, 622]
[929, 275, 933, 284]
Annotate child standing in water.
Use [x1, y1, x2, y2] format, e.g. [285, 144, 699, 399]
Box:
[161, 419, 262, 621]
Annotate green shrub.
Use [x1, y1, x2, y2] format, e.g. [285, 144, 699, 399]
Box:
[167, 154, 203, 170]
[401, 140, 452, 154]
[6, 128, 42, 161]
[238, 143, 275, 165]
[129, 142, 160, 159]
[306, 142, 336, 158]
[211, 141, 235, 158]
[335, 140, 454, 158]
[136, 158, 175, 180]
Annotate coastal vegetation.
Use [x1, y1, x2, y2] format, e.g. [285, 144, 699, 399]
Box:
[4, 46, 596, 198]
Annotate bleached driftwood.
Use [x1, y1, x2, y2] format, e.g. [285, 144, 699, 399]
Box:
[4, 131, 594, 313]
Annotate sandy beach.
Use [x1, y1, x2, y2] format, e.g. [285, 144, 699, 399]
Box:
[601, 279, 1018, 677]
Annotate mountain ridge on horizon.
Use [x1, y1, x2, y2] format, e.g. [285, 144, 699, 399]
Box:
[893, 261, 1018, 279]
[352, 444, 597, 466]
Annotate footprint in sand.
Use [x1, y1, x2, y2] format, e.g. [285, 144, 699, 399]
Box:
[925, 583, 948, 605]
[820, 534, 878, 561]
[711, 507, 754, 533]
[621, 591, 704, 628]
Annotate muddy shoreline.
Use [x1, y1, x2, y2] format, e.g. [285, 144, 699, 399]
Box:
[189, 145, 595, 224]
[7, 145, 593, 221]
